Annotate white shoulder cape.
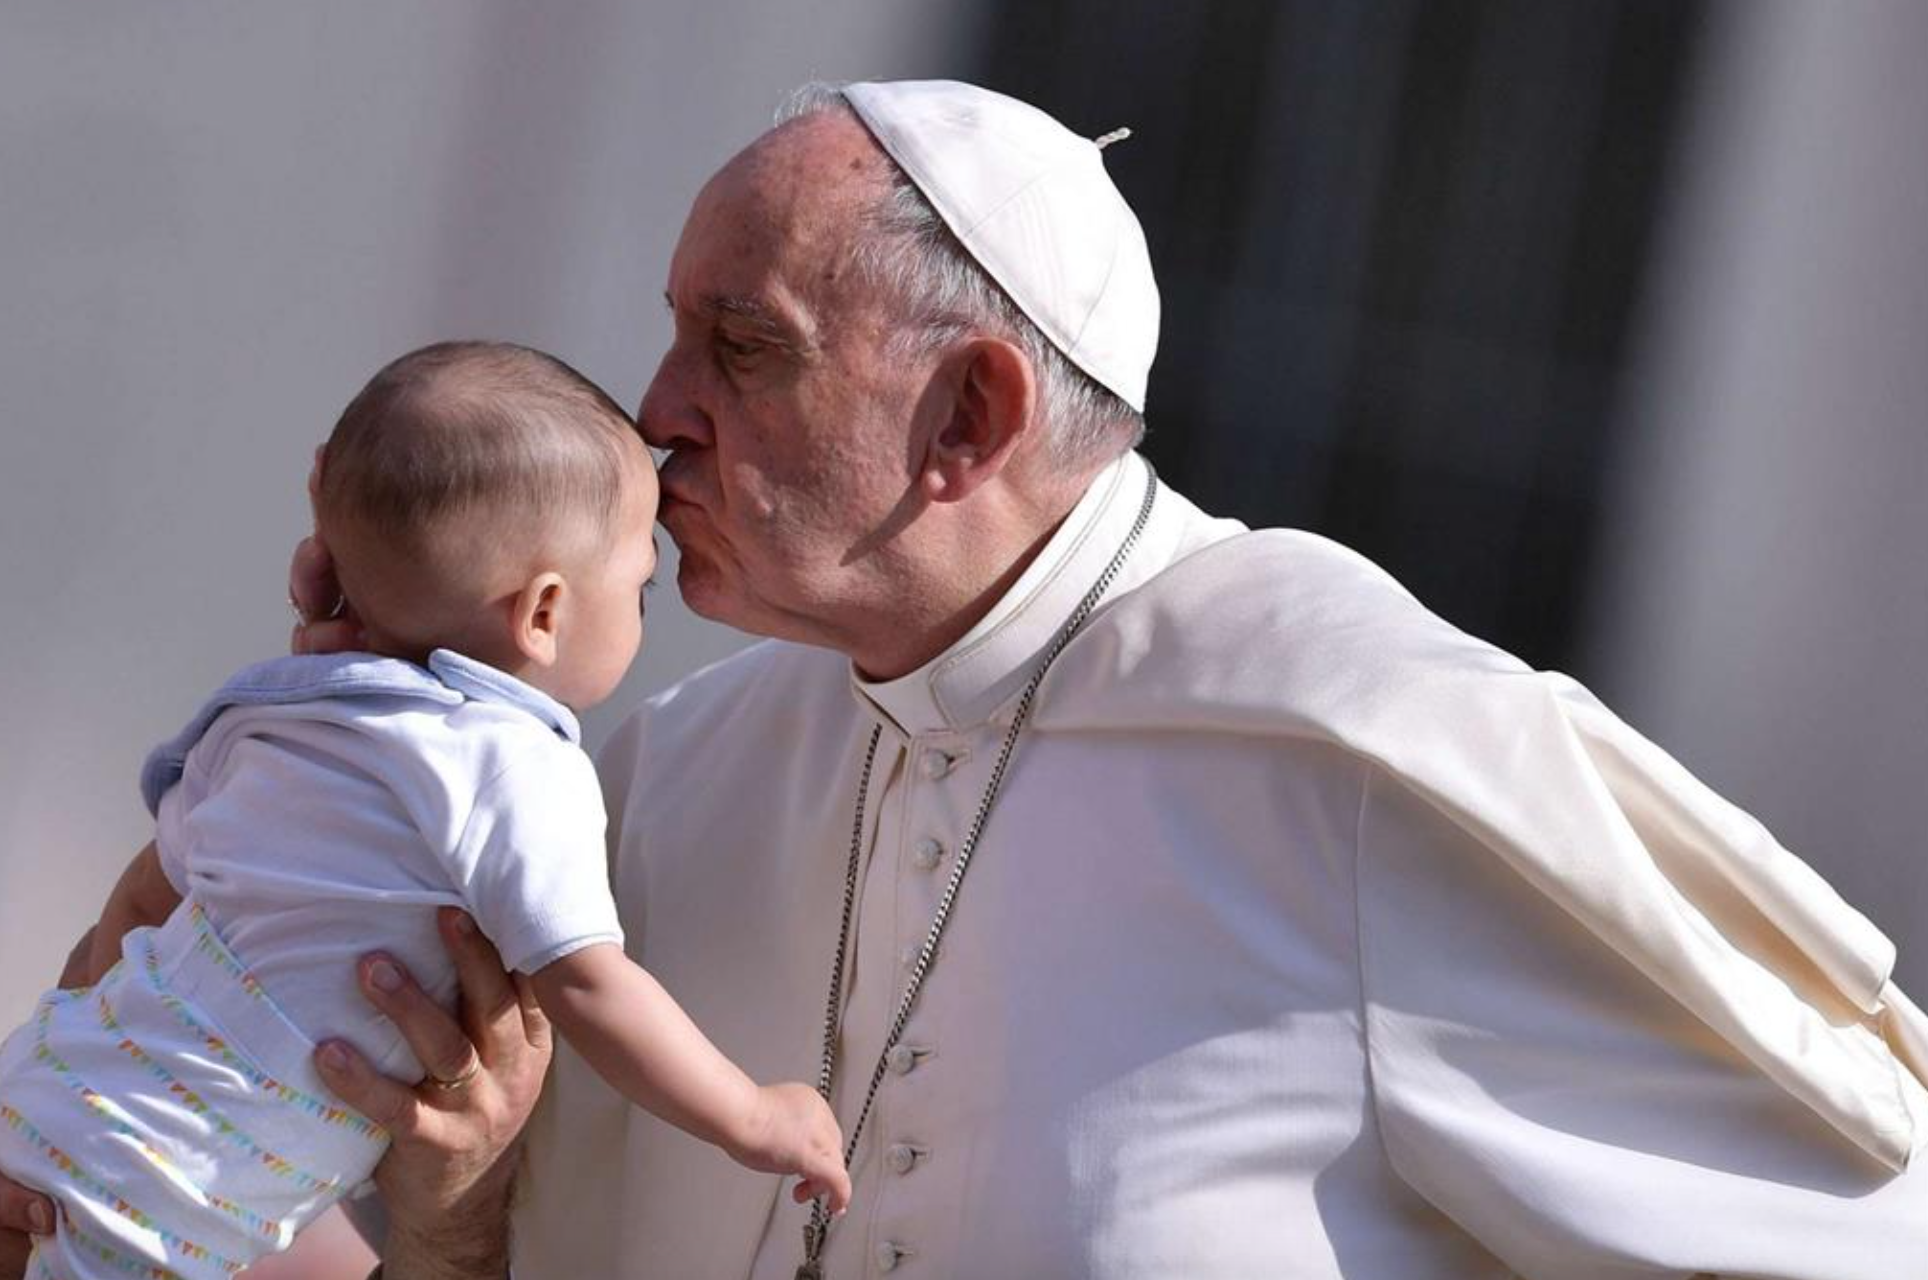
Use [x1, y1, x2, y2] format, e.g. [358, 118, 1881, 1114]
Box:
[1037, 527, 1928, 1170]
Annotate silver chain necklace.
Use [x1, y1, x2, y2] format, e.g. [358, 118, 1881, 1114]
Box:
[797, 465, 1158, 1280]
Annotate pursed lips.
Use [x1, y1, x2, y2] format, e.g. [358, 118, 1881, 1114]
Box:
[658, 493, 705, 530]
[656, 451, 704, 511]
[655, 481, 708, 548]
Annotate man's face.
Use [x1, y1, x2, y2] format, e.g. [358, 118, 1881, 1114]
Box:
[639, 114, 929, 645]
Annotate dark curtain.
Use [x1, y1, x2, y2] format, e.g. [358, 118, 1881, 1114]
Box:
[969, 0, 1706, 669]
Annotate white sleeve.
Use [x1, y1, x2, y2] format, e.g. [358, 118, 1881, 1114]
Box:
[449, 744, 624, 975]
[1357, 763, 1928, 1280]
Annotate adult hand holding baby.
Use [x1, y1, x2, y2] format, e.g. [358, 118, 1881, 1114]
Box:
[312, 909, 551, 1280]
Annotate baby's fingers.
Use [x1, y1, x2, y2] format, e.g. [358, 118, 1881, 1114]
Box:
[794, 1165, 852, 1215]
[830, 1170, 852, 1215]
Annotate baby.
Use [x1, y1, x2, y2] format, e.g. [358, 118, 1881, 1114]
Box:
[0, 341, 848, 1279]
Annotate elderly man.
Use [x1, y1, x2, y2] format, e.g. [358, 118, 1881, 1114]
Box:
[6, 79, 1927, 1279]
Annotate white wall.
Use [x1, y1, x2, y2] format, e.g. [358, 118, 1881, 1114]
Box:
[1590, 0, 1928, 992]
[0, 2, 980, 1026]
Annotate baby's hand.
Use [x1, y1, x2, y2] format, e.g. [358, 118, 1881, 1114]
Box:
[730, 1083, 851, 1214]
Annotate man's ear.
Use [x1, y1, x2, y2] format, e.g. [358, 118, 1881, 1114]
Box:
[511, 572, 567, 668]
[919, 337, 1035, 504]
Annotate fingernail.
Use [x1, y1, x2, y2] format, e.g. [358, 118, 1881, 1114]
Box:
[368, 959, 404, 993]
[27, 1202, 52, 1234]
[318, 1042, 350, 1072]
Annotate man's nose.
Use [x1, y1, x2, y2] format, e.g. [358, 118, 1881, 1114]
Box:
[638, 356, 712, 451]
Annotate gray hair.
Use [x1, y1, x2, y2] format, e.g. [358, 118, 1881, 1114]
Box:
[775, 82, 1145, 472]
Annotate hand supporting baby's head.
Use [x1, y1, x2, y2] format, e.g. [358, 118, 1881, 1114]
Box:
[315, 341, 658, 711]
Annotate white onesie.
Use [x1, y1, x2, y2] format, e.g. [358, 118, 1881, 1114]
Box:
[0, 650, 622, 1279]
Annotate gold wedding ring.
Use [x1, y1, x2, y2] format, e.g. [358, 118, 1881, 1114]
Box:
[427, 1054, 482, 1092]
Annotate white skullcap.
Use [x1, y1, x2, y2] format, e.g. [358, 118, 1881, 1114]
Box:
[842, 79, 1160, 413]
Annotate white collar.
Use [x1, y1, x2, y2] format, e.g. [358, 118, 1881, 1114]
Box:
[852, 452, 1154, 737]
[427, 648, 581, 744]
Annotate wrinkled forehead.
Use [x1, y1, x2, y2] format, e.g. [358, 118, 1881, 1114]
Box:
[668, 113, 894, 318]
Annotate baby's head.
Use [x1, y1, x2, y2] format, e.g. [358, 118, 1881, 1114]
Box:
[315, 341, 658, 711]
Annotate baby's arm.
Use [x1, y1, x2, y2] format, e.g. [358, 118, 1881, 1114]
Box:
[530, 943, 850, 1212]
[84, 841, 182, 983]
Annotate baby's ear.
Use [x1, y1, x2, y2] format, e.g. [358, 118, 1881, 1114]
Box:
[511, 572, 567, 667]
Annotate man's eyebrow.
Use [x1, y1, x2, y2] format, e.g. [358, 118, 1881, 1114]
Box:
[713, 296, 810, 355]
[665, 289, 812, 353]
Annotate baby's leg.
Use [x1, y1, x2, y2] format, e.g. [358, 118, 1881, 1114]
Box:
[0, 1025, 104, 1280]
[0, 993, 209, 1280]
[0, 931, 385, 1280]
[23, 1220, 156, 1280]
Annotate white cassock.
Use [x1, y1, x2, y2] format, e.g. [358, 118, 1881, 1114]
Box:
[513, 452, 1928, 1279]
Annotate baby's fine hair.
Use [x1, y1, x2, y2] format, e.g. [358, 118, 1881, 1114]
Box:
[318, 341, 638, 554]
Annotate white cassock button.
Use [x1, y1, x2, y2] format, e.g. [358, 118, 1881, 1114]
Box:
[876, 1242, 907, 1271]
[920, 750, 956, 780]
[887, 1044, 920, 1075]
[912, 838, 944, 870]
[886, 1143, 918, 1174]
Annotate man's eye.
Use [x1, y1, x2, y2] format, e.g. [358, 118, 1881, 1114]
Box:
[717, 335, 760, 359]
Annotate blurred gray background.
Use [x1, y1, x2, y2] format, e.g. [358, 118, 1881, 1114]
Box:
[2, 2, 1924, 1272]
